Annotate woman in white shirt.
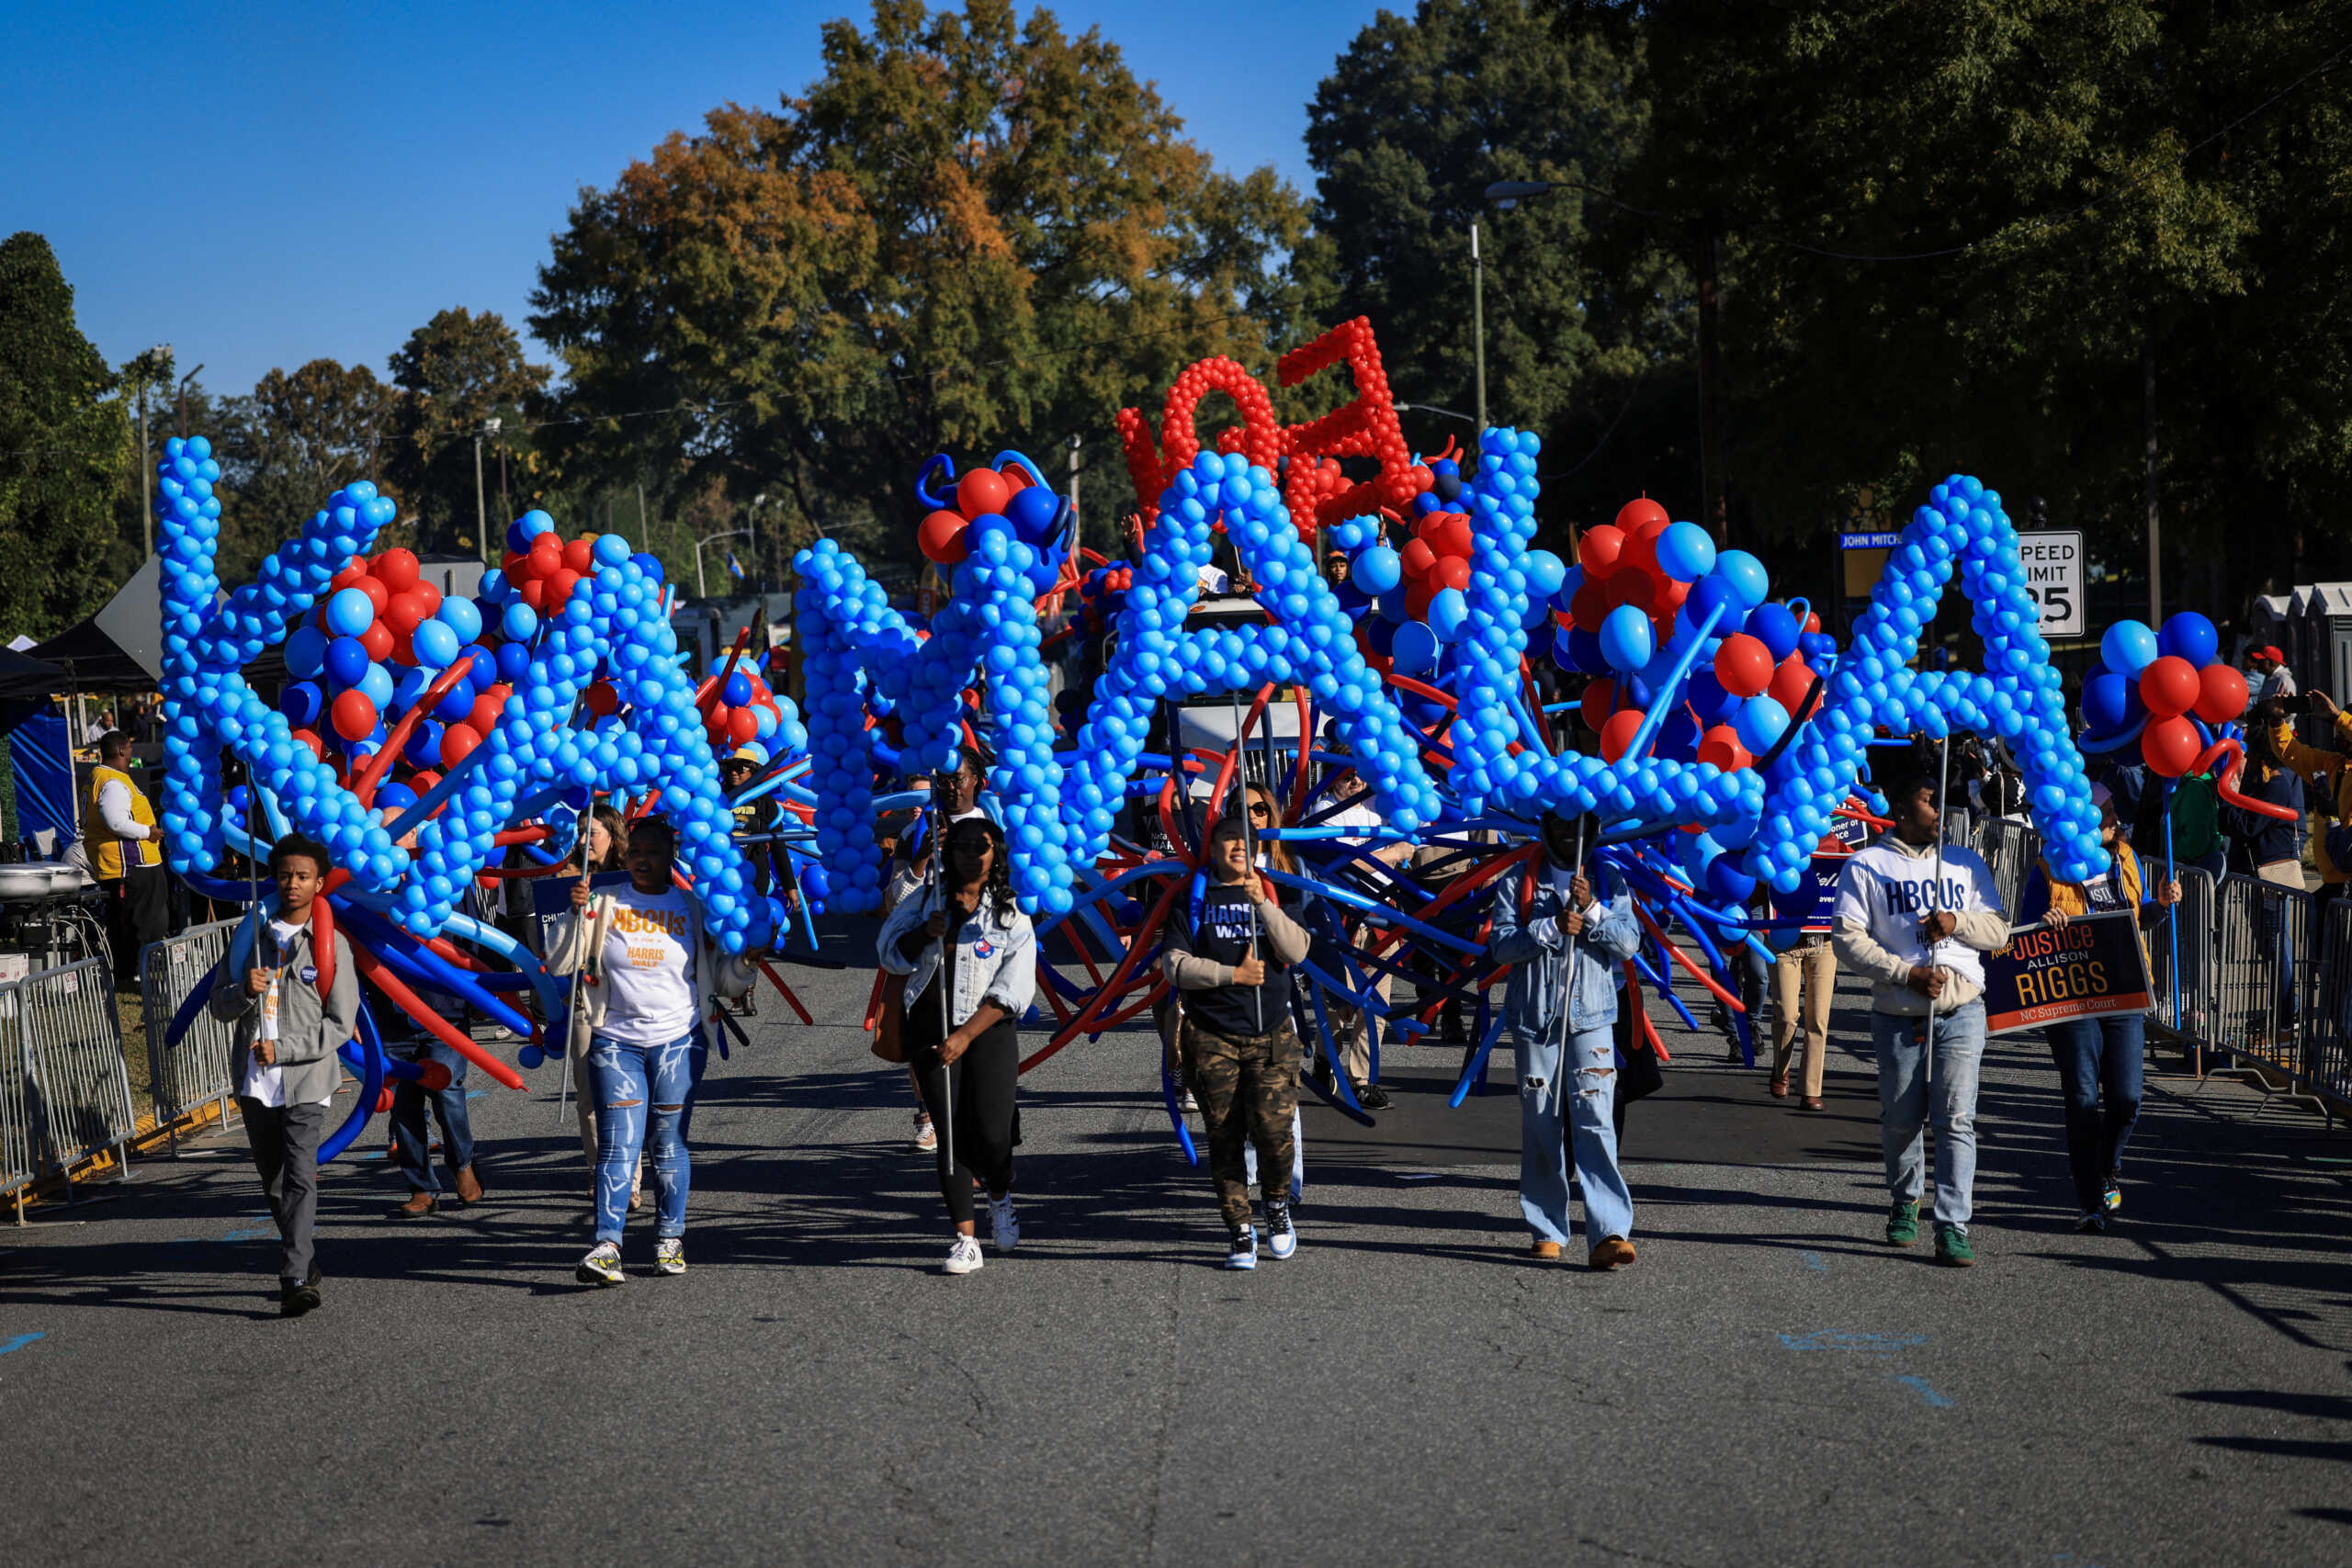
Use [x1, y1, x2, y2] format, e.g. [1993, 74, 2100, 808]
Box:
[550, 815, 755, 1285]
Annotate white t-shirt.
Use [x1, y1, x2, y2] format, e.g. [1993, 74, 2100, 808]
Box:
[243, 918, 328, 1107]
[1325, 797, 1382, 843]
[1831, 839, 2000, 990]
[597, 887, 700, 1045]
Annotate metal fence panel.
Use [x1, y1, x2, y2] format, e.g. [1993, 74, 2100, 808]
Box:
[2304, 896, 2352, 1105]
[2211, 874, 2312, 1077]
[141, 919, 240, 1125]
[0, 987, 30, 1200]
[1973, 816, 2041, 919]
[2142, 863, 2220, 1041]
[10, 957, 138, 1178]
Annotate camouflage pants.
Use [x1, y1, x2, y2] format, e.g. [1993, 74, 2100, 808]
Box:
[1181, 1017, 1300, 1231]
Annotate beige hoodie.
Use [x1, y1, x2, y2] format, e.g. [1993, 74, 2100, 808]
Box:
[1831, 831, 2010, 1018]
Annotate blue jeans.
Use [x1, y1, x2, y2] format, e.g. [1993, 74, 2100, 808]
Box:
[1511, 1021, 1634, 1248]
[390, 1039, 473, 1194]
[588, 1030, 706, 1244]
[2045, 1012, 2143, 1214]
[1872, 1000, 1986, 1230]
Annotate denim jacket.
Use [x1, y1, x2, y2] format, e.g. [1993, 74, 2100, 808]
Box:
[877, 883, 1037, 1027]
[1488, 861, 1642, 1037]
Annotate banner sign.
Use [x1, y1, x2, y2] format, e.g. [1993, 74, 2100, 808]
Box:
[1982, 912, 2151, 1035]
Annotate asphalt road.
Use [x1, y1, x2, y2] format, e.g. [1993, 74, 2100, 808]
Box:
[3, 919, 2347, 1568]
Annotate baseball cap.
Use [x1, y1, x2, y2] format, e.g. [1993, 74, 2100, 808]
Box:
[2256, 646, 2285, 663]
[726, 742, 769, 766]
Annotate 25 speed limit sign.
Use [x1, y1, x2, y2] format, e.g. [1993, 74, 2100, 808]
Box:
[2015, 530, 2084, 637]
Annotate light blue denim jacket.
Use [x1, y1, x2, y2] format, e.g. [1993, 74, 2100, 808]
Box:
[1488, 860, 1643, 1037]
[877, 883, 1037, 1026]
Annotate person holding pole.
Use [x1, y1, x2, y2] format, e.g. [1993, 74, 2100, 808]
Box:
[1164, 809, 1315, 1270]
[2016, 783, 2180, 1232]
[1487, 813, 1644, 1269]
[878, 815, 1035, 1275]
[1832, 772, 2010, 1267]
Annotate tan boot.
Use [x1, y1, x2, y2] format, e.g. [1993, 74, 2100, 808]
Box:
[453, 1165, 484, 1205]
[1588, 1235, 1638, 1271]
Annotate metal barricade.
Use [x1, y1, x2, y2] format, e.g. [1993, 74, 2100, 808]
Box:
[141, 919, 240, 1128]
[2302, 896, 2352, 1105]
[2210, 874, 2312, 1077]
[2143, 863, 2219, 1041]
[1972, 816, 2041, 918]
[0, 988, 31, 1208]
[6, 957, 138, 1185]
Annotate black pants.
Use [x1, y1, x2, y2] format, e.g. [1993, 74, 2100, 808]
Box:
[242, 1099, 327, 1287]
[910, 1024, 1020, 1225]
[104, 863, 170, 985]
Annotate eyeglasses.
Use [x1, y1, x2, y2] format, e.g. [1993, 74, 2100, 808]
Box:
[1248, 803, 1272, 819]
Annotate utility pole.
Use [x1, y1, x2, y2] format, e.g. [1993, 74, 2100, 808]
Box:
[137, 378, 153, 559]
[473, 424, 491, 563]
[175, 363, 204, 435]
[2143, 324, 2161, 626]
[1696, 216, 1725, 547]
[636, 480, 649, 548]
[1471, 220, 1487, 435]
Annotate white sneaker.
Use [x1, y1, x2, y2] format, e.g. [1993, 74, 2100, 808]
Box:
[987, 1193, 1020, 1252]
[913, 1110, 938, 1153]
[944, 1234, 985, 1275]
[575, 1240, 625, 1285]
[655, 1236, 685, 1276]
[1264, 1201, 1297, 1259]
[1225, 1225, 1258, 1270]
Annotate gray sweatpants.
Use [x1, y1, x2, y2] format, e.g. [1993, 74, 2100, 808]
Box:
[242, 1100, 327, 1287]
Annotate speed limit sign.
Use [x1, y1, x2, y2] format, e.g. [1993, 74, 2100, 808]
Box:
[2015, 530, 2084, 637]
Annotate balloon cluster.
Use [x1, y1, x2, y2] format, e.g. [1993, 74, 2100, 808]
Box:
[915, 451, 1070, 593]
[2081, 612, 2248, 776]
[690, 655, 802, 759]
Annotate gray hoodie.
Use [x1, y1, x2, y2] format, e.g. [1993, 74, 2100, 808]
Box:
[1830, 831, 2009, 1018]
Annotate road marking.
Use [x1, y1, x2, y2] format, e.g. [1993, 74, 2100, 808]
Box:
[1777, 1330, 1928, 1356]
[1895, 1374, 1953, 1407]
[1801, 1251, 1828, 1271]
[0, 1332, 48, 1355]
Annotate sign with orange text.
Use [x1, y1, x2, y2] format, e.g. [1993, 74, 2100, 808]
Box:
[1982, 912, 2151, 1035]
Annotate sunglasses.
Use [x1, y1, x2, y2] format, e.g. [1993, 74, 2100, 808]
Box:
[1248, 802, 1272, 818]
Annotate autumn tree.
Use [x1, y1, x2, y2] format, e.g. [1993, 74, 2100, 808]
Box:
[207, 358, 403, 583]
[529, 0, 1309, 580]
[0, 232, 133, 639]
[387, 308, 548, 557]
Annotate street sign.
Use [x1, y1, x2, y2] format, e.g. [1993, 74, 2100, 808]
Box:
[1838, 530, 1902, 550]
[2014, 529, 2084, 637]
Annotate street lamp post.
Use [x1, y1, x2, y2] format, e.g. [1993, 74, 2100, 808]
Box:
[695, 526, 752, 600]
[1471, 220, 1486, 435]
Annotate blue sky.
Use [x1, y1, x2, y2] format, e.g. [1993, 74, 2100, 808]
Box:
[5, 1, 1385, 397]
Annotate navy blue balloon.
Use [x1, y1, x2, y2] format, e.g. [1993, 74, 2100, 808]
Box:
[496, 641, 531, 684]
[1366, 617, 1398, 657]
[323, 636, 369, 687]
[2082, 670, 2131, 733]
[1376, 588, 1409, 624]
[1333, 581, 1371, 615]
[434, 681, 476, 723]
[2157, 611, 2218, 670]
[505, 519, 535, 553]
[403, 719, 443, 764]
[1566, 625, 1609, 675]
[286, 626, 328, 679]
[1686, 670, 1740, 726]
[1657, 707, 1701, 761]
[723, 671, 753, 706]
[1683, 573, 1748, 637]
[1621, 673, 1656, 709]
[1705, 857, 1758, 906]
[630, 552, 665, 584]
[279, 681, 323, 728]
[374, 781, 419, 815]
[1748, 601, 1802, 662]
[1007, 485, 1059, 543]
[1799, 631, 1838, 661]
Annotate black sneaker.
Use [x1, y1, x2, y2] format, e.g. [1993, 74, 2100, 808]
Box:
[1353, 1081, 1393, 1111]
[2073, 1212, 2108, 1234]
[279, 1283, 322, 1317]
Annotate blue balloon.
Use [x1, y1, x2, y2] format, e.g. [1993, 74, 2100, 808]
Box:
[1655, 522, 1717, 583]
[411, 618, 460, 668]
[1354, 546, 1403, 595]
[2082, 670, 2132, 733]
[502, 602, 539, 641]
[1007, 486, 1060, 543]
[325, 587, 375, 637]
[1682, 573, 1747, 638]
[2158, 611, 2218, 670]
[495, 641, 530, 683]
[323, 635, 369, 687]
[2101, 619, 2159, 677]
[279, 681, 323, 728]
[1600, 604, 1656, 673]
[1747, 602, 1801, 662]
[435, 597, 482, 643]
[286, 626, 328, 679]
[1391, 621, 1440, 674]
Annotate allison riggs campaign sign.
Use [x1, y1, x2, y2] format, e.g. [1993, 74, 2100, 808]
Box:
[1983, 911, 2152, 1035]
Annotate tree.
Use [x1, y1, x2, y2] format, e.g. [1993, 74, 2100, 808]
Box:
[1300, 0, 1690, 528]
[0, 232, 133, 639]
[529, 0, 1309, 580]
[212, 358, 403, 583]
[386, 308, 548, 556]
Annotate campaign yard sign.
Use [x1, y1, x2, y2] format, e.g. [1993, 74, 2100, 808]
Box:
[1983, 912, 2152, 1035]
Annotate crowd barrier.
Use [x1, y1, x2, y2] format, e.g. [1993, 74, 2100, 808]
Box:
[0, 957, 140, 1201]
[140, 919, 240, 1133]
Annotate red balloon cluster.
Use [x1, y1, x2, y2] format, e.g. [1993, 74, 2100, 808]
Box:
[1570, 498, 1679, 642]
[695, 658, 789, 753]
[499, 532, 602, 616]
[916, 463, 1037, 567]
[314, 548, 444, 664]
[1398, 507, 1477, 619]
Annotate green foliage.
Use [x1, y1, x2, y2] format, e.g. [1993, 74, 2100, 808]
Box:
[386, 308, 548, 557]
[0, 232, 132, 640]
[214, 359, 401, 583]
[528, 0, 1309, 578]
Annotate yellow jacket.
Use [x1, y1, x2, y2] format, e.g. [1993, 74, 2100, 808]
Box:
[85, 763, 162, 879]
[2276, 712, 2352, 884]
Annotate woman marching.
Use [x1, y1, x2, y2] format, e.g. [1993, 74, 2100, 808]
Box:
[2015, 782, 2179, 1232]
[877, 815, 1036, 1276]
[550, 814, 756, 1284]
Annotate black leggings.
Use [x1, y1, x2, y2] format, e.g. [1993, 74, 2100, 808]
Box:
[910, 1024, 1020, 1224]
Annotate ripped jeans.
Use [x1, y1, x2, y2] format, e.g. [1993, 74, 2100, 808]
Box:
[1511, 1021, 1634, 1248]
[588, 1029, 706, 1245]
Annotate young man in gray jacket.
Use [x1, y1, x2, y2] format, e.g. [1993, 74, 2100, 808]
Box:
[208, 835, 359, 1316]
[1831, 773, 2011, 1267]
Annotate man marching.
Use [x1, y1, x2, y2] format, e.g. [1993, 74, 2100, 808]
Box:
[1832, 773, 2011, 1267]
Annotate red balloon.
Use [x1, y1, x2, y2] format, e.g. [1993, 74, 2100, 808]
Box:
[330, 561, 370, 593]
[1404, 581, 1436, 622]
[526, 536, 562, 579]
[706, 702, 732, 738]
[546, 569, 582, 611]
[919, 509, 969, 564]
[438, 723, 482, 768]
[1599, 706, 1646, 763]
[407, 581, 443, 617]
[500, 550, 527, 578]
[408, 769, 442, 796]
[383, 593, 428, 638]
[1697, 725, 1751, 772]
[1770, 656, 1818, 718]
[1714, 634, 1773, 697]
[1577, 525, 1625, 578]
[583, 680, 618, 716]
[1428, 555, 1471, 594]
[2193, 662, 2250, 725]
[562, 536, 596, 573]
[517, 577, 548, 612]
[372, 548, 420, 593]
[1614, 497, 1670, 534]
[355, 575, 390, 617]
[2143, 716, 2202, 777]
[1655, 579, 1690, 615]
[466, 694, 501, 736]
[374, 1086, 396, 1115]
[1580, 678, 1619, 733]
[727, 707, 760, 745]
[415, 1061, 453, 1092]
[291, 728, 324, 760]
[1618, 529, 1662, 581]
[1399, 538, 1437, 580]
[358, 622, 394, 661]
[2139, 655, 2199, 719]
[330, 689, 379, 742]
[1419, 513, 1473, 558]
[956, 468, 1012, 520]
[1612, 570, 1657, 614]
[1568, 581, 1610, 632]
